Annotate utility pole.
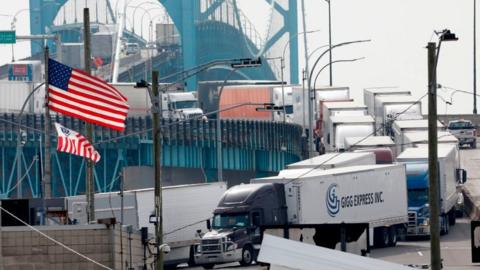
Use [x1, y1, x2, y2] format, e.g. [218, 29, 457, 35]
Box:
[475, 0, 478, 114]
[427, 42, 441, 270]
[152, 70, 164, 270]
[83, 8, 95, 223]
[44, 45, 52, 214]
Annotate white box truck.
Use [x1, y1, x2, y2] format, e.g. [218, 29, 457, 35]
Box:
[396, 145, 466, 236]
[363, 88, 411, 116]
[113, 83, 204, 119]
[373, 95, 423, 135]
[292, 86, 350, 129]
[324, 115, 375, 152]
[66, 182, 227, 268]
[392, 119, 445, 153]
[194, 165, 408, 268]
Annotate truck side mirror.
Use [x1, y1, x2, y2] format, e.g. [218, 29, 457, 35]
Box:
[456, 169, 468, 184]
[462, 169, 467, 184]
[252, 213, 261, 226]
[206, 219, 211, 230]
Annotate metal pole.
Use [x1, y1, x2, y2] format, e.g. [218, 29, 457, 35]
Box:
[0, 201, 3, 270]
[300, 0, 313, 157]
[327, 0, 333, 86]
[44, 46, 52, 201]
[475, 0, 478, 114]
[427, 42, 441, 270]
[152, 70, 164, 270]
[281, 57, 286, 123]
[83, 8, 95, 223]
[216, 68, 238, 182]
[120, 173, 124, 270]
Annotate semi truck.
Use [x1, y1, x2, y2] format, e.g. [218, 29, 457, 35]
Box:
[396, 145, 466, 236]
[194, 164, 408, 268]
[363, 88, 411, 116]
[66, 182, 227, 268]
[373, 95, 423, 135]
[113, 83, 204, 119]
[391, 119, 445, 153]
[324, 115, 375, 152]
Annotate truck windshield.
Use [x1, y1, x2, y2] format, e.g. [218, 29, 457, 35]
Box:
[212, 213, 250, 229]
[448, 121, 474, 129]
[173, 100, 199, 109]
[408, 189, 429, 207]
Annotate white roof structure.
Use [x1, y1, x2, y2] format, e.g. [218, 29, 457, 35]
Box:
[345, 136, 395, 147]
[375, 95, 419, 104]
[397, 144, 456, 160]
[393, 119, 444, 129]
[404, 131, 458, 144]
[323, 102, 367, 110]
[364, 88, 411, 95]
[258, 234, 414, 270]
[330, 115, 374, 124]
[286, 152, 375, 170]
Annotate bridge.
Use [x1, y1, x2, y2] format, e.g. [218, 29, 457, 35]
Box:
[0, 0, 305, 198]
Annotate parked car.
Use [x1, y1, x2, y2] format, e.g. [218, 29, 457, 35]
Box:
[447, 119, 477, 149]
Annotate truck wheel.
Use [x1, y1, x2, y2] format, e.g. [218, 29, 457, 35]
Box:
[472, 141, 477, 149]
[239, 246, 254, 266]
[440, 215, 450, 235]
[202, 264, 215, 269]
[388, 226, 397, 247]
[187, 246, 197, 267]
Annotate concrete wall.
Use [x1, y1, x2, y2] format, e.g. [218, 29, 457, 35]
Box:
[0, 224, 149, 270]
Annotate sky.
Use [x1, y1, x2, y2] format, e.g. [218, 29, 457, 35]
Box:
[0, 0, 476, 114]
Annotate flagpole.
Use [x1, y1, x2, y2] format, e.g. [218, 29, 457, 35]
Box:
[83, 8, 95, 223]
[44, 46, 52, 202]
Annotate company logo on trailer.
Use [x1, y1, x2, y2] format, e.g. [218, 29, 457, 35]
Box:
[326, 183, 340, 217]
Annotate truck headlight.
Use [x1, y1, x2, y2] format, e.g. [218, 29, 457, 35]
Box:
[196, 245, 202, 253]
[422, 218, 430, 226]
[226, 243, 237, 251]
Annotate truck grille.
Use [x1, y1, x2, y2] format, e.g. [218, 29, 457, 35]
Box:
[201, 239, 222, 254]
[408, 211, 417, 227]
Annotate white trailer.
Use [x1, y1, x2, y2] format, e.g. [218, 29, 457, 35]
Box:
[285, 152, 376, 170]
[363, 88, 411, 116]
[373, 95, 422, 135]
[320, 101, 367, 135]
[256, 164, 408, 248]
[392, 119, 445, 153]
[292, 86, 350, 129]
[272, 86, 293, 122]
[324, 115, 375, 152]
[66, 182, 227, 267]
[403, 131, 458, 149]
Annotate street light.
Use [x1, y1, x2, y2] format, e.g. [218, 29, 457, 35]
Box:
[474, 0, 477, 114]
[306, 39, 370, 156]
[313, 57, 365, 90]
[325, 0, 333, 86]
[11, 8, 29, 62]
[216, 58, 262, 182]
[427, 29, 458, 270]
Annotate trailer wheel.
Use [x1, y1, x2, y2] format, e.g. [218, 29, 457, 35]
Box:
[374, 227, 390, 248]
[388, 226, 397, 247]
[201, 264, 215, 269]
[239, 246, 254, 266]
[440, 215, 450, 235]
[448, 210, 456, 226]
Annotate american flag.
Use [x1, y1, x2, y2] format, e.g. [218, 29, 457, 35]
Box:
[48, 59, 129, 131]
[54, 123, 101, 163]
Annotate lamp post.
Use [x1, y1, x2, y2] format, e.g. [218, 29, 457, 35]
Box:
[475, 0, 477, 114]
[312, 57, 365, 90]
[216, 59, 262, 182]
[427, 29, 458, 270]
[306, 39, 370, 156]
[325, 0, 333, 86]
[10, 9, 29, 62]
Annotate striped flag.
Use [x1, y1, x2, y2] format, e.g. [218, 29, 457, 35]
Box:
[47, 58, 129, 131]
[55, 123, 101, 163]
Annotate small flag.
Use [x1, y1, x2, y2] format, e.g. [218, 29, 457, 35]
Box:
[47, 58, 129, 131]
[55, 123, 101, 163]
